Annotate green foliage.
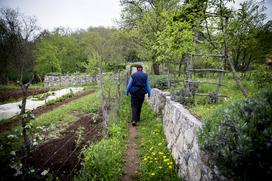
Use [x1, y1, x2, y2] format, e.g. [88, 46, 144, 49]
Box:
[228, 0, 269, 71]
[153, 9, 194, 63]
[0, 90, 99, 169]
[137, 102, 179, 180]
[198, 89, 272, 180]
[149, 75, 178, 90]
[81, 137, 123, 180]
[75, 98, 129, 180]
[34, 40, 62, 77]
[252, 65, 272, 89]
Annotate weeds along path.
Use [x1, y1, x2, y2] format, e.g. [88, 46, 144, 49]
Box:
[0, 90, 94, 132]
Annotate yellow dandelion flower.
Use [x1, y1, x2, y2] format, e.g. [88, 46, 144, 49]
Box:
[144, 157, 147, 161]
[151, 172, 155, 176]
[152, 152, 156, 156]
[163, 156, 167, 159]
[168, 165, 173, 169]
[159, 166, 162, 169]
[159, 152, 163, 155]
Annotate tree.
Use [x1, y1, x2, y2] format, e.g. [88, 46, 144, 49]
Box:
[34, 39, 61, 76]
[228, 0, 268, 71]
[120, 0, 180, 74]
[0, 8, 39, 174]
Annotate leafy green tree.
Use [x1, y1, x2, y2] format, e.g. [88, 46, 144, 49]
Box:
[228, 0, 268, 71]
[34, 40, 61, 76]
[120, 0, 180, 74]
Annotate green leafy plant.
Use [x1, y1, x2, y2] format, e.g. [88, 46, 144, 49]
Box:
[252, 65, 272, 89]
[198, 89, 272, 180]
[75, 98, 128, 180]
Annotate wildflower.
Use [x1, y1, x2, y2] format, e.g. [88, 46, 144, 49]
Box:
[149, 147, 153, 151]
[41, 170, 49, 176]
[158, 143, 162, 146]
[159, 151, 163, 155]
[151, 172, 155, 176]
[159, 166, 162, 169]
[163, 156, 167, 159]
[168, 165, 173, 169]
[144, 157, 147, 161]
[152, 152, 156, 156]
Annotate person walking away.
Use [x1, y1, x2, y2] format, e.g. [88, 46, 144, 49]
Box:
[126, 65, 151, 126]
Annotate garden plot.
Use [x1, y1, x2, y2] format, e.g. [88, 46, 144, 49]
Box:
[0, 92, 101, 180]
[0, 87, 84, 120]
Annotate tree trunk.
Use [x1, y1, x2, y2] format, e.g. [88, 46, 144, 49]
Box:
[167, 65, 170, 88]
[185, 54, 193, 95]
[228, 58, 248, 97]
[99, 68, 108, 136]
[20, 84, 31, 153]
[117, 69, 121, 100]
[152, 63, 160, 75]
[178, 58, 183, 77]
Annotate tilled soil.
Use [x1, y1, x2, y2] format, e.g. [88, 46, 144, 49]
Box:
[0, 88, 49, 103]
[27, 111, 104, 180]
[0, 90, 93, 133]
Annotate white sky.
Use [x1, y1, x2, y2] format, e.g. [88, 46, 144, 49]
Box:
[0, 0, 122, 31]
[0, 0, 271, 31]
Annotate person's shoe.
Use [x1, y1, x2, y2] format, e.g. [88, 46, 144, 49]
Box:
[132, 121, 136, 126]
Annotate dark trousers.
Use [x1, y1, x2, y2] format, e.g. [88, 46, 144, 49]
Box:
[131, 92, 145, 122]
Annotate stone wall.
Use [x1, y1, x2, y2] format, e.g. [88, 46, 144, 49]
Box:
[44, 74, 96, 87]
[148, 88, 223, 181]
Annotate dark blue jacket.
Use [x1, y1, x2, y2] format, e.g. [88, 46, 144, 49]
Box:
[126, 71, 151, 97]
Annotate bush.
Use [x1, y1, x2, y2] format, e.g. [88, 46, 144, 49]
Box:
[82, 137, 123, 180]
[252, 65, 272, 89]
[198, 89, 272, 180]
[149, 75, 179, 90]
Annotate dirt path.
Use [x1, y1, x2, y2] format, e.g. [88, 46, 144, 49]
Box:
[121, 124, 139, 181]
[0, 90, 94, 132]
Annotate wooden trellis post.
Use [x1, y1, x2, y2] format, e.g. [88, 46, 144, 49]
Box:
[184, 2, 248, 103]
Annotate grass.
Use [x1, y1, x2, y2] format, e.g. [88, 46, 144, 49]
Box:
[137, 102, 180, 181]
[0, 90, 100, 159]
[153, 73, 256, 121]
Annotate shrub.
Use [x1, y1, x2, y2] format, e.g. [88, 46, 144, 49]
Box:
[252, 65, 272, 89]
[198, 89, 272, 180]
[82, 137, 123, 180]
[149, 75, 179, 90]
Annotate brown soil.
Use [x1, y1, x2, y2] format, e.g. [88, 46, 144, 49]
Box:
[27, 111, 104, 180]
[121, 124, 139, 181]
[0, 90, 94, 133]
[0, 88, 49, 103]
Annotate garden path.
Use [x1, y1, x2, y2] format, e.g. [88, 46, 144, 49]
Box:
[121, 124, 139, 181]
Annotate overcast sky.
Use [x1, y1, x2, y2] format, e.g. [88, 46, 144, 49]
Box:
[0, 0, 271, 31]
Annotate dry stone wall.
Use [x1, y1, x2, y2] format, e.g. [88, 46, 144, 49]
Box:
[148, 88, 224, 181]
[44, 74, 96, 87]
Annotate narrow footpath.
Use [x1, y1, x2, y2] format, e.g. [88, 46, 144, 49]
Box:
[121, 124, 139, 181]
